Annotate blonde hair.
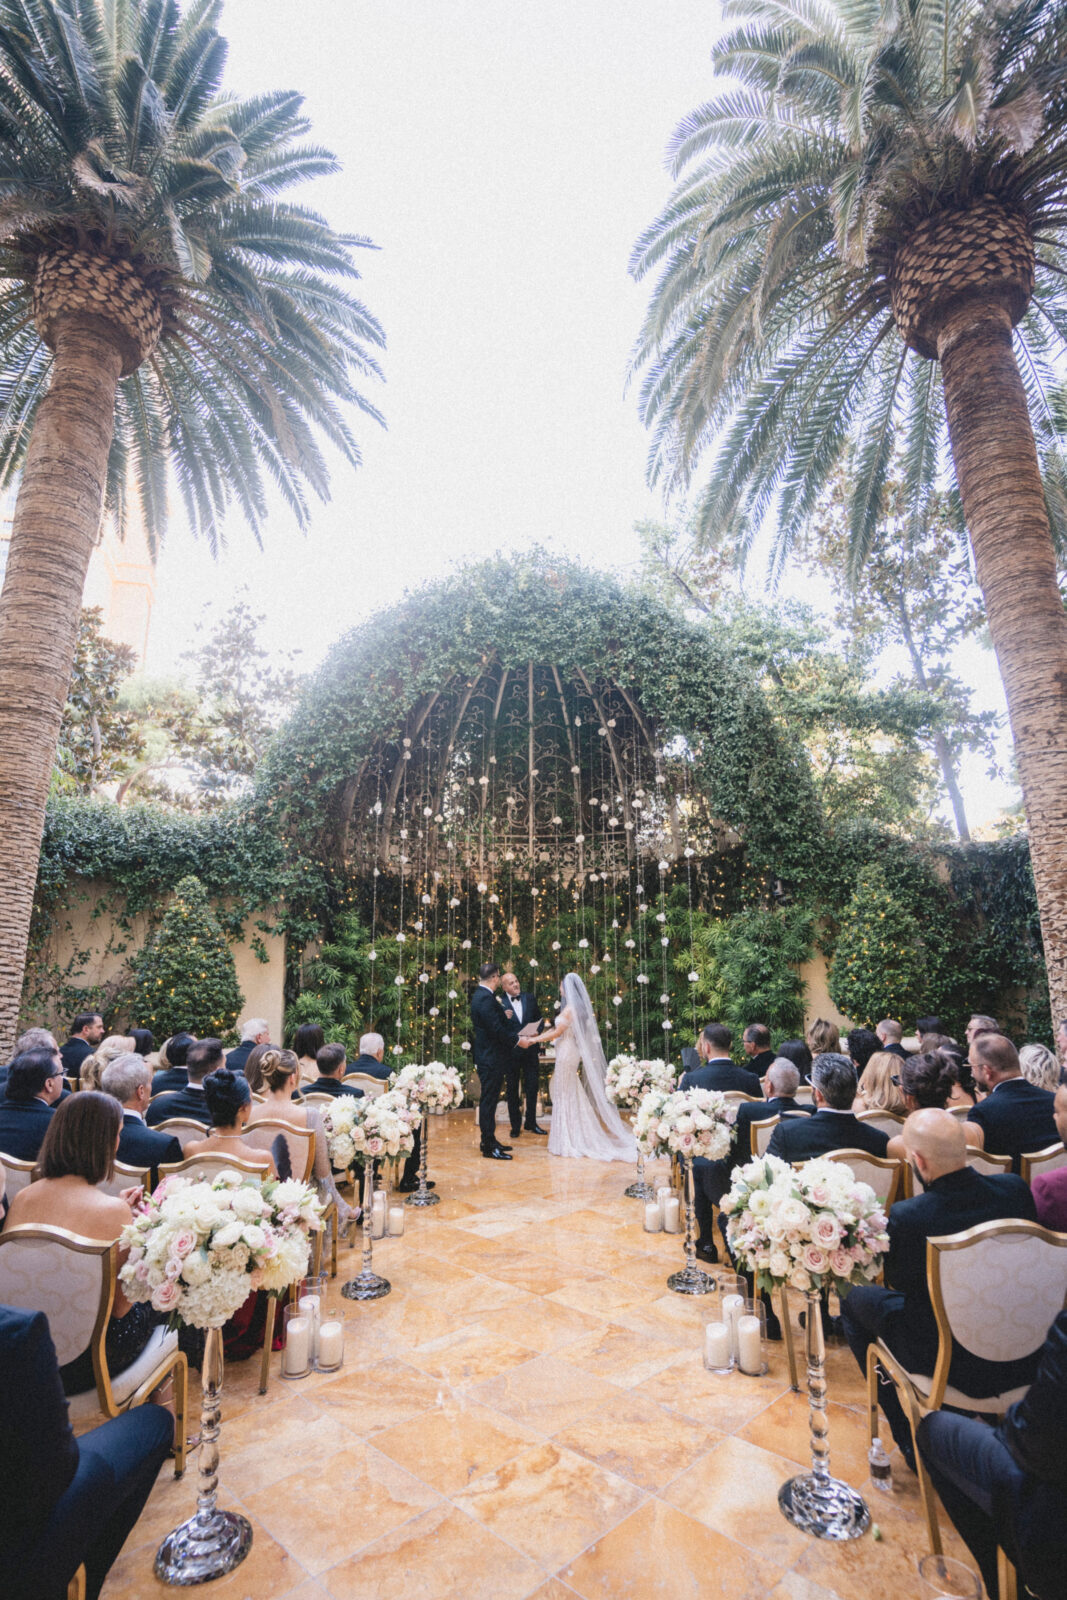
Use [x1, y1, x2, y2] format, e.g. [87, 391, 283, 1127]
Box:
[856, 1051, 907, 1113]
[1019, 1043, 1061, 1093]
[807, 1018, 840, 1056]
[80, 1034, 135, 1091]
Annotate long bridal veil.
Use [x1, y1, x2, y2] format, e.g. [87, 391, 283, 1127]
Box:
[560, 972, 635, 1153]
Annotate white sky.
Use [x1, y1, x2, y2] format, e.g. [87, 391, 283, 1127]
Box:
[146, 0, 1018, 831]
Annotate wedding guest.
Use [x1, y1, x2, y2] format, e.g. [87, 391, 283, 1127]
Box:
[100, 1054, 182, 1188]
[58, 1012, 104, 1077]
[806, 1018, 840, 1058]
[0, 1049, 65, 1160]
[853, 1051, 907, 1114]
[847, 1028, 882, 1077]
[5, 1094, 164, 1399]
[918, 1309, 1067, 1600]
[1031, 1081, 1067, 1232]
[886, 1052, 983, 1160]
[149, 1032, 195, 1097]
[350, 1032, 391, 1080]
[841, 1109, 1036, 1466]
[916, 1016, 945, 1042]
[226, 1017, 270, 1074]
[145, 1037, 217, 1126]
[308, 1043, 364, 1099]
[775, 1038, 813, 1082]
[292, 1023, 326, 1086]
[766, 1054, 890, 1160]
[129, 1029, 154, 1057]
[79, 1034, 135, 1092]
[967, 1033, 1058, 1172]
[741, 1023, 776, 1078]
[247, 1049, 357, 1226]
[713, 1057, 813, 1194]
[681, 1023, 761, 1096]
[965, 1013, 1000, 1046]
[242, 1042, 273, 1095]
[1019, 1042, 1062, 1093]
[184, 1068, 275, 1176]
[0, 1027, 60, 1093]
[875, 1019, 909, 1061]
[0, 1304, 173, 1600]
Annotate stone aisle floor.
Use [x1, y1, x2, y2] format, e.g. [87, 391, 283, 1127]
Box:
[101, 1110, 980, 1599]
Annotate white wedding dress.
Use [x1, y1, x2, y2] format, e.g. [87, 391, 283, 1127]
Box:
[547, 975, 636, 1163]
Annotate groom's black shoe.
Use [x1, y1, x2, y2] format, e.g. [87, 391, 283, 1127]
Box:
[495, 1141, 512, 1152]
[695, 1240, 719, 1265]
[510, 1127, 523, 1139]
[524, 1123, 547, 1135]
[483, 1146, 512, 1160]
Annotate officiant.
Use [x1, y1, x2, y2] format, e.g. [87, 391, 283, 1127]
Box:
[500, 972, 547, 1137]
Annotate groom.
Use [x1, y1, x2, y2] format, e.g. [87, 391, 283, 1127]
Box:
[500, 972, 546, 1137]
[469, 962, 536, 1160]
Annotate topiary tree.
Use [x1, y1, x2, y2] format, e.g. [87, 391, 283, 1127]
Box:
[133, 875, 242, 1042]
[828, 864, 926, 1029]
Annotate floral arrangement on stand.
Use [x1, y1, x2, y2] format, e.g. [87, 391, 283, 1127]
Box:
[390, 1061, 464, 1207]
[721, 1154, 890, 1541]
[119, 1171, 323, 1584]
[322, 1092, 417, 1302]
[635, 1086, 735, 1294]
[605, 1055, 679, 1199]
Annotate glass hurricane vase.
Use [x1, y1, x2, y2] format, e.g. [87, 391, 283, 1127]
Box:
[341, 1163, 391, 1301]
[155, 1324, 252, 1585]
[778, 1288, 871, 1539]
[624, 1137, 656, 1200]
[666, 1154, 715, 1295]
[405, 1112, 440, 1207]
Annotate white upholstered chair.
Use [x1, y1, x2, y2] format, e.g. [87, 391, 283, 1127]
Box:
[343, 1073, 387, 1097]
[300, 1093, 335, 1110]
[158, 1152, 269, 1183]
[1021, 1144, 1067, 1183]
[153, 1117, 208, 1151]
[242, 1120, 315, 1183]
[965, 1147, 1013, 1177]
[822, 1149, 906, 1207]
[0, 1224, 187, 1475]
[793, 1084, 815, 1106]
[0, 1152, 36, 1202]
[750, 1115, 779, 1156]
[866, 1218, 1067, 1553]
[97, 1159, 151, 1198]
[856, 1109, 906, 1138]
[722, 1090, 760, 1106]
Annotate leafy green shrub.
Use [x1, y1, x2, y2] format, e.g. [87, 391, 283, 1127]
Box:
[828, 864, 926, 1028]
[132, 875, 243, 1041]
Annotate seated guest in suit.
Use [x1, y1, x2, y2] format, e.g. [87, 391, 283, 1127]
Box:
[0, 1027, 62, 1095]
[350, 1032, 392, 1080]
[293, 1023, 326, 1087]
[58, 1011, 104, 1078]
[225, 1017, 270, 1074]
[100, 1054, 182, 1188]
[853, 1050, 907, 1114]
[149, 1032, 196, 1097]
[875, 1018, 909, 1062]
[776, 1038, 813, 1083]
[145, 1037, 217, 1127]
[0, 1048, 64, 1160]
[916, 1016, 945, 1046]
[965, 1012, 1000, 1048]
[841, 1109, 1037, 1465]
[309, 1042, 365, 1099]
[918, 1309, 1067, 1600]
[681, 1023, 762, 1097]
[0, 1304, 173, 1600]
[1031, 1080, 1067, 1232]
[741, 1023, 777, 1080]
[766, 1053, 890, 1162]
[807, 1018, 840, 1059]
[967, 1033, 1058, 1172]
[886, 1052, 984, 1161]
[183, 1067, 276, 1176]
[5, 1092, 170, 1402]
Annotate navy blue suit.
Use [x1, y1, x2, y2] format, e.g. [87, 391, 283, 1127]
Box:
[470, 984, 520, 1151]
[0, 1305, 172, 1600]
[766, 1108, 889, 1161]
[307, 1076, 364, 1098]
[149, 1066, 189, 1097]
[0, 1095, 55, 1160]
[59, 1037, 94, 1077]
[224, 1040, 257, 1073]
[350, 1053, 391, 1080]
[967, 1078, 1058, 1173]
[144, 1085, 210, 1127]
[117, 1113, 182, 1188]
[680, 1057, 763, 1097]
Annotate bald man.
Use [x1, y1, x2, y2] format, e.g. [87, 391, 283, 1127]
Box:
[841, 1108, 1037, 1468]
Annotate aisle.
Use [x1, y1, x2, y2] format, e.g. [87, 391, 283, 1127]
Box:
[101, 1111, 974, 1599]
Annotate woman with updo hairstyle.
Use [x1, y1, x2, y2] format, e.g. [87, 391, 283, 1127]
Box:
[248, 1049, 358, 1229]
[79, 1032, 135, 1090]
[184, 1068, 276, 1176]
[243, 1041, 274, 1095]
[806, 1018, 840, 1058]
[292, 1023, 325, 1086]
[886, 1051, 983, 1162]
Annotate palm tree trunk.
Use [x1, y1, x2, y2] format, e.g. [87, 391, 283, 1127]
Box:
[938, 299, 1067, 1022]
[0, 318, 122, 1052]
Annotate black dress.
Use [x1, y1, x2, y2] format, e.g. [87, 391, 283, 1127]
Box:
[59, 1302, 156, 1396]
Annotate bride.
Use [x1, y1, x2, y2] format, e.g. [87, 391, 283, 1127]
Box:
[536, 973, 636, 1162]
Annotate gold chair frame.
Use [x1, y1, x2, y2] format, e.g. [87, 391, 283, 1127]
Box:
[0, 1151, 37, 1198]
[300, 1092, 335, 1109]
[343, 1072, 387, 1097]
[1021, 1143, 1067, 1183]
[965, 1147, 1013, 1175]
[865, 1217, 1067, 1555]
[242, 1119, 316, 1183]
[153, 1117, 209, 1150]
[0, 1223, 188, 1477]
[158, 1152, 270, 1182]
[67, 1566, 86, 1600]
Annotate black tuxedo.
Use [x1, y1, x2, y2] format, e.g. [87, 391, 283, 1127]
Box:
[117, 1113, 182, 1188]
[680, 1058, 762, 1097]
[224, 1040, 256, 1073]
[0, 1305, 173, 1600]
[350, 1053, 391, 1080]
[307, 1076, 364, 1099]
[0, 1096, 55, 1160]
[470, 983, 520, 1151]
[144, 1084, 210, 1127]
[744, 1049, 777, 1079]
[59, 1037, 93, 1077]
[149, 1066, 188, 1097]
[881, 1041, 910, 1061]
[967, 1078, 1058, 1173]
[766, 1107, 889, 1161]
[504, 990, 543, 1131]
[842, 1165, 1038, 1463]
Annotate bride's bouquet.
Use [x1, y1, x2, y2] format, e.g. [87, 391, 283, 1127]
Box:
[322, 1092, 418, 1174]
[392, 1060, 465, 1113]
[634, 1086, 735, 1163]
[721, 1154, 890, 1297]
[604, 1055, 677, 1112]
[119, 1171, 323, 1329]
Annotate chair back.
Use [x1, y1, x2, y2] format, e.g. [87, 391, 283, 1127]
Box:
[0, 1152, 36, 1201]
[818, 1149, 906, 1207]
[927, 1219, 1067, 1408]
[300, 1093, 335, 1109]
[250, 1091, 265, 1104]
[154, 1118, 208, 1151]
[722, 1090, 760, 1105]
[64, 1077, 79, 1094]
[158, 1152, 271, 1183]
[1021, 1144, 1067, 1184]
[965, 1146, 1014, 1176]
[0, 1224, 114, 1371]
[750, 1115, 778, 1157]
[243, 1119, 315, 1182]
[793, 1085, 814, 1105]
[343, 1073, 387, 1098]
[856, 1109, 906, 1137]
[947, 1104, 972, 1118]
[97, 1159, 151, 1198]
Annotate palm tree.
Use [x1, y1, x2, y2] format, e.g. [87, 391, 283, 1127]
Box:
[0, 0, 384, 1049]
[631, 0, 1067, 1018]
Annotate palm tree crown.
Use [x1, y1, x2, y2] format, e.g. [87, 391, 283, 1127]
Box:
[630, 0, 1067, 579]
[0, 0, 384, 549]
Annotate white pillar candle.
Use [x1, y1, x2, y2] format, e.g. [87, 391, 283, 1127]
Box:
[656, 1185, 672, 1224]
[644, 1201, 663, 1232]
[704, 1321, 731, 1368]
[721, 1293, 744, 1356]
[388, 1205, 405, 1236]
[317, 1320, 343, 1368]
[662, 1196, 681, 1233]
[297, 1294, 320, 1357]
[737, 1314, 763, 1375]
[283, 1315, 310, 1375]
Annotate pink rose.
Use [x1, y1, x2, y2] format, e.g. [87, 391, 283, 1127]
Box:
[808, 1181, 831, 1206]
[171, 1229, 196, 1258]
[801, 1244, 828, 1275]
[812, 1213, 842, 1249]
[150, 1279, 181, 1313]
[830, 1248, 853, 1277]
[164, 1256, 183, 1280]
[367, 1138, 384, 1156]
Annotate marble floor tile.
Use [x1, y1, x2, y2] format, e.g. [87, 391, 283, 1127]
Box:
[551, 1388, 723, 1492]
[476, 1295, 607, 1353]
[555, 1320, 692, 1387]
[372, 1392, 545, 1493]
[560, 1496, 785, 1599]
[545, 1274, 656, 1317]
[661, 1433, 818, 1566]
[467, 1352, 621, 1434]
[319, 1503, 546, 1600]
[219, 1394, 360, 1498]
[401, 1322, 540, 1386]
[640, 1355, 791, 1433]
[312, 1354, 448, 1434]
[738, 1389, 873, 1485]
